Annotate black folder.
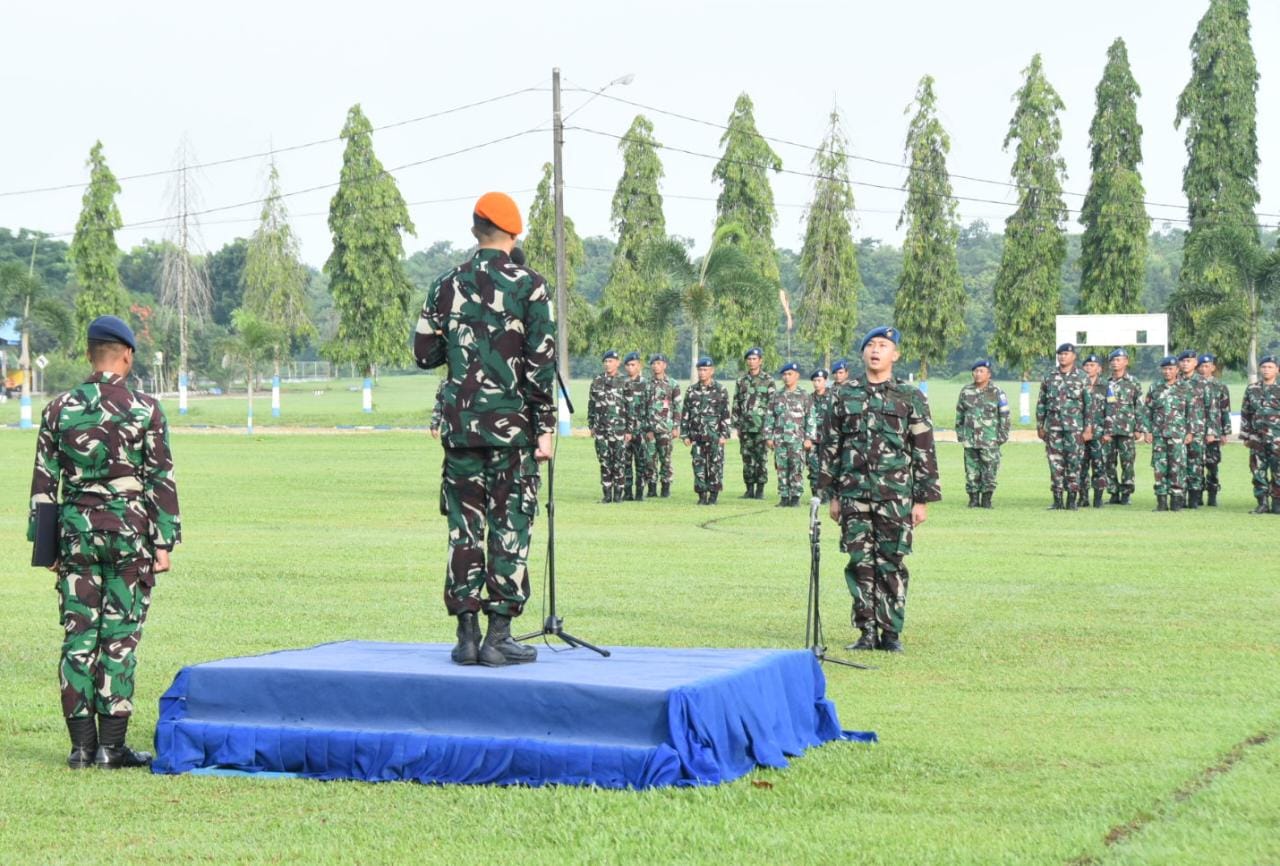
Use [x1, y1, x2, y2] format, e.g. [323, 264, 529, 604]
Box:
[31, 502, 59, 567]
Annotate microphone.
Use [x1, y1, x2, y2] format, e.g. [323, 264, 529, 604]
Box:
[809, 496, 821, 525]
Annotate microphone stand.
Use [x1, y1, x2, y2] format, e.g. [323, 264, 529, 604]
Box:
[806, 496, 874, 670]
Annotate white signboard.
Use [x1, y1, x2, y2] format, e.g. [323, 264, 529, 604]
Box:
[1055, 314, 1169, 355]
[34, 354, 48, 369]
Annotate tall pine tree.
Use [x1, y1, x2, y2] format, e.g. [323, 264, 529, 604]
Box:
[711, 93, 783, 367]
[68, 141, 129, 348]
[992, 55, 1068, 380]
[893, 76, 965, 379]
[524, 162, 592, 356]
[1171, 0, 1259, 365]
[324, 104, 416, 386]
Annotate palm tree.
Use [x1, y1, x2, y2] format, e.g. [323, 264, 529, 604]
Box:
[0, 260, 73, 405]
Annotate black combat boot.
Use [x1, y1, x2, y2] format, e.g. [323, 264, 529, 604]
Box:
[1120, 492, 1131, 505]
[1048, 492, 1063, 510]
[967, 492, 978, 508]
[1251, 494, 1268, 514]
[741, 485, 755, 499]
[660, 483, 670, 498]
[980, 491, 993, 509]
[708, 491, 719, 505]
[622, 486, 634, 501]
[1207, 489, 1218, 507]
[697, 490, 708, 505]
[1170, 494, 1184, 511]
[1272, 498, 1280, 516]
[66, 716, 97, 770]
[647, 482, 658, 498]
[601, 486, 613, 504]
[1108, 491, 1122, 505]
[1156, 495, 1168, 512]
[450, 611, 481, 665]
[1065, 491, 1079, 511]
[776, 494, 788, 507]
[1093, 489, 1104, 508]
[878, 630, 904, 653]
[478, 613, 537, 667]
[94, 716, 152, 769]
[845, 625, 878, 651]
[634, 482, 645, 502]
[1186, 490, 1200, 509]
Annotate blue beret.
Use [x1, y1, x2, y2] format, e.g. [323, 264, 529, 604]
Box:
[696, 356, 715, 368]
[1260, 355, 1278, 366]
[1083, 354, 1101, 365]
[86, 315, 136, 350]
[810, 368, 828, 381]
[743, 347, 763, 359]
[831, 359, 849, 372]
[1108, 348, 1128, 360]
[1198, 353, 1215, 364]
[971, 359, 991, 371]
[623, 351, 641, 363]
[602, 350, 619, 361]
[860, 326, 900, 352]
[1177, 349, 1198, 361]
[1056, 342, 1075, 354]
[1159, 355, 1178, 368]
[779, 362, 800, 375]
[648, 353, 667, 364]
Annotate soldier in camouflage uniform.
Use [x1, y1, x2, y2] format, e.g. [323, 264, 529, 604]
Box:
[818, 327, 940, 654]
[763, 362, 811, 507]
[805, 369, 832, 500]
[414, 193, 553, 667]
[646, 353, 682, 498]
[1176, 349, 1220, 509]
[1197, 353, 1232, 506]
[621, 351, 655, 501]
[1240, 354, 1280, 514]
[1036, 342, 1094, 510]
[28, 315, 180, 769]
[1079, 354, 1110, 508]
[587, 350, 628, 503]
[831, 359, 850, 388]
[733, 346, 775, 499]
[682, 356, 731, 504]
[1101, 348, 1143, 505]
[1142, 355, 1194, 511]
[954, 358, 1009, 508]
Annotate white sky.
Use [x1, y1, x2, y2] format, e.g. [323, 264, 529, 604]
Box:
[2, 0, 1277, 269]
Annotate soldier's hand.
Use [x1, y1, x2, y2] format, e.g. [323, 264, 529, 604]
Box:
[46, 559, 59, 574]
[1184, 434, 1193, 445]
[672, 426, 680, 439]
[1206, 433, 1217, 443]
[1082, 426, 1093, 443]
[624, 434, 632, 444]
[646, 432, 655, 441]
[535, 432, 554, 461]
[718, 437, 727, 446]
[430, 429, 440, 439]
[765, 440, 774, 449]
[828, 498, 841, 522]
[803, 439, 813, 451]
[682, 438, 692, 447]
[911, 503, 928, 527]
[1036, 427, 1046, 441]
[1102, 434, 1111, 443]
[155, 549, 171, 574]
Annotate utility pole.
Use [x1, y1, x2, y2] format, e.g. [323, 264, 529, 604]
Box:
[160, 138, 211, 414]
[552, 68, 571, 435]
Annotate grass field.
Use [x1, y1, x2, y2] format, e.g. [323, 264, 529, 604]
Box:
[1, 424, 1277, 864]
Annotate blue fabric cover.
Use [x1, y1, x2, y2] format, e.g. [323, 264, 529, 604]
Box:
[152, 642, 872, 789]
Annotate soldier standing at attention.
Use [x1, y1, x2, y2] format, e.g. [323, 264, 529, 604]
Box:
[1142, 355, 1194, 512]
[1036, 342, 1093, 511]
[763, 362, 811, 507]
[682, 357, 731, 505]
[818, 327, 940, 654]
[413, 192, 554, 667]
[587, 350, 628, 503]
[733, 347, 775, 499]
[621, 351, 653, 502]
[1240, 354, 1280, 514]
[1176, 349, 1218, 509]
[1080, 354, 1110, 508]
[646, 353, 681, 498]
[954, 359, 1009, 509]
[1102, 348, 1143, 505]
[1197, 353, 1232, 506]
[29, 315, 181, 769]
[805, 369, 832, 500]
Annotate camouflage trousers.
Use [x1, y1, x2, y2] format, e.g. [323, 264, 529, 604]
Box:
[772, 440, 805, 499]
[962, 446, 1001, 493]
[738, 432, 769, 486]
[1151, 436, 1187, 496]
[624, 434, 654, 491]
[1185, 439, 1207, 492]
[650, 433, 675, 485]
[840, 498, 913, 635]
[1204, 441, 1222, 494]
[689, 438, 725, 493]
[1249, 440, 1280, 497]
[806, 447, 829, 500]
[593, 434, 627, 497]
[1105, 435, 1138, 496]
[441, 446, 538, 617]
[57, 529, 154, 720]
[1080, 437, 1108, 492]
[1044, 429, 1085, 494]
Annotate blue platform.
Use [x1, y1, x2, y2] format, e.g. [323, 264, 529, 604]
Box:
[152, 641, 872, 789]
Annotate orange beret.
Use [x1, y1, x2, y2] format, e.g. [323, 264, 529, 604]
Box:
[474, 191, 523, 236]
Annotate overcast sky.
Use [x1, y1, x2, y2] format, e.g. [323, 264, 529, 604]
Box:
[2, 0, 1277, 269]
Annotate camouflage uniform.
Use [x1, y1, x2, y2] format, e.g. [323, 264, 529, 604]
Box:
[28, 372, 181, 721]
[587, 371, 629, 499]
[1202, 377, 1232, 495]
[1080, 375, 1110, 495]
[1178, 372, 1218, 496]
[429, 379, 445, 433]
[733, 370, 775, 490]
[818, 378, 940, 638]
[1240, 380, 1280, 501]
[763, 386, 811, 501]
[1142, 379, 1194, 498]
[1102, 373, 1144, 497]
[414, 248, 555, 617]
[683, 379, 731, 494]
[806, 389, 835, 498]
[647, 373, 682, 490]
[623, 374, 655, 496]
[1036, 367, 1092, 496]
[954, 381, 1010, 494]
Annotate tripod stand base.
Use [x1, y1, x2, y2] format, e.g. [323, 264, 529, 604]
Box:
[517, 615, 611, 657]
[810, 645, 877, 670]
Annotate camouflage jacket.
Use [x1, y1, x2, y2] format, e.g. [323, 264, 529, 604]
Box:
[647, 375, 682, 436]
[1102, 373, 1144, 438]
[817, 378, 941, 504]
[682, 380, 731, 442]
[413, 248, 556, 449]
[805, 390, 834, 443]
[1143, 380, 1193, 439]
[1240, 382, 1280, 444]
[587, 372, 628, 436]
[1203, 377, 1232, 436]
[954, 382, 1010, 448]
[732, 371, 775, 434]
[1084, 377, 1108, 431]
[1175, 374, 1214, 439]
[1036, 367, 1092, 432]
[763, 387, 811, 445]
[623, 375, 651, 435]
[429, 379, 445, 432]
[28, 372, 181, 548]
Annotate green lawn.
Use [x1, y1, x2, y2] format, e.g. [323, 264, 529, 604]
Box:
[0, 430, 1276, 865]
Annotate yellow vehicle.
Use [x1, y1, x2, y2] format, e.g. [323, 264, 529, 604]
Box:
[4, 369, 24, 398]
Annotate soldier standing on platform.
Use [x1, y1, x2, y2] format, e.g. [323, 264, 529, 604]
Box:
[646, 353, 681, 498]
[806, 369, 832, 500]
[954, 359, 1010, 509]
[1198, 353, 1232, 506]
[1176, 349, 1218, 509]
[733, 347, 775, 499]
[763, 362, 811, 507]
[1142, 355, 1194, 512]
[682, 357, 731, 505]
[622, 352, 654, 501]
[1102, 348, 1143, 505]
[1240, 354, 1280, 514]
[587, 350, 628, 503]
[818, 326, 940, 654]
[1036, 342, 1093, 511]
[1080, 354, 1110, 508]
